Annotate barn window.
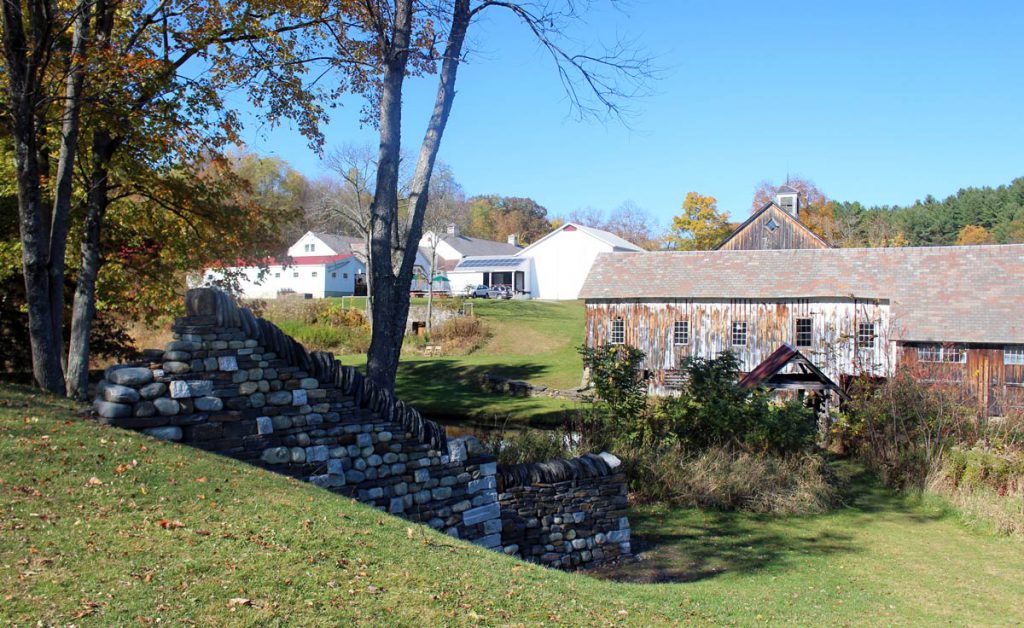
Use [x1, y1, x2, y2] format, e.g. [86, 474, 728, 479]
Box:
[609, 318, 625, 345]
[731, 321, 747, 347]
[344, 273, 349, 279]
[857, 322, 876, 346]
[765, 217, 779, 232]
[331, 272, 337, 279]
[1005, 346, 1024, 365]
[673, 320, 689, 346]
[796, 318, 813, 347]
[917, 344, 966, 363]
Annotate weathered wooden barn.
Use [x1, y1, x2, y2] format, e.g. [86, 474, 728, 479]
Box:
[579, 244, 1024, 414]
[716, 185, 832, 251]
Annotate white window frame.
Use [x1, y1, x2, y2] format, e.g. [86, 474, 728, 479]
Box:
[311, 271, 318, 278]
[673, 320, 689, 346]
[1005, 346, 1024, 365]
[917, 344, 966, 363]
[731, 321, 747, 347]
[609, 318, 625, 345]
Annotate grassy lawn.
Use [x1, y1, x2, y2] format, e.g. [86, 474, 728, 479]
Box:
[337, 298, 586, 426]
[4, 382, 1024, 626]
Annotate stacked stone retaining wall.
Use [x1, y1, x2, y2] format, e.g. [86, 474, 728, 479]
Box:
[497, 454, 631, 568]
[91, 288, 628, 567]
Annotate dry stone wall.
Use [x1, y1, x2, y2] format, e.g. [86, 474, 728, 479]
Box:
[497, 453, 631, 568]
[91, 288, 628, 567]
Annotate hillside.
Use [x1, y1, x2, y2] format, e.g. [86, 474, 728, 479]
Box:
[5, 382, 1024, 625]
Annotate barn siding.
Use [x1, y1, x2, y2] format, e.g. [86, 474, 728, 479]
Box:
[585, 298, 891, 394]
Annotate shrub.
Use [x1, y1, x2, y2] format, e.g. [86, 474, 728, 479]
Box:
[656, 352, 816, 455]
[429, 316, 490, 355]
[481, 428, 574, 466]
[623, 445, 839, 514]
[835, 370, 980, 488]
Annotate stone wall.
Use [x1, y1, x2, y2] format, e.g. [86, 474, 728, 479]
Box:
[91, 288, 628, 567]
[497, 453, 631, 568]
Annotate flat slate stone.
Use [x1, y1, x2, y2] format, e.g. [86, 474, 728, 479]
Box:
[169, 380, 213, 399]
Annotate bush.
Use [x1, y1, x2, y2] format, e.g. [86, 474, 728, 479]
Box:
[835, 370, 981, 488]
[658, 353, 816, 454]
[481, 428, 574, 466]
[623, 445, 839, 514]
[428, 316, 490, 355]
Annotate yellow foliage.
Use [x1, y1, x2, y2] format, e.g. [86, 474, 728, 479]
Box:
[956, 225, 996, 246]
[668, 192, 733, 250]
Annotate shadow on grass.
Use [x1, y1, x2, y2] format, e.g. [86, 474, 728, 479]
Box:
[595, 508, 859, 584]
[594, 463, 948, 584]
[390, 360, 576, 429]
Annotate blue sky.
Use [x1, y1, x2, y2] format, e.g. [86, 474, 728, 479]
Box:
[237, 0, 1024, 228]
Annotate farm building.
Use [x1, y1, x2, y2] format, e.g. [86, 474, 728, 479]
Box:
[447, 222, 645, 300]
[420, 225, 522, 294]
[715, 184, 832, 251]
[579, 244, 1024, 414]
[202, 231, 367, 298]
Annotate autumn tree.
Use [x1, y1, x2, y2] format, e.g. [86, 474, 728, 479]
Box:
[468, 195, 552, 244]
[956, 224, 996, 245]
[667, 192, 732, 250]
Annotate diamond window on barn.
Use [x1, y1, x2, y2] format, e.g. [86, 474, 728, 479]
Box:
[673, 320, 689, 346]
[609, 317, 625, 345]
[796, 318, 813, 347]
[857, 322, 876, 347]
[1005, 346, 1024, 365]
[731, 321, 747, 347]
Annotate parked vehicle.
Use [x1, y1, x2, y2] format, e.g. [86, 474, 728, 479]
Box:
[486, 285, 513, 300]
[465, 284, 490, 298]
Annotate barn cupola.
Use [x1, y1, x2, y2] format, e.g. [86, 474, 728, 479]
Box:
[775, 184, 800, 218]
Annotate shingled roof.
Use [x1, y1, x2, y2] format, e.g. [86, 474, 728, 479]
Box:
[580, 245, 1024, 344]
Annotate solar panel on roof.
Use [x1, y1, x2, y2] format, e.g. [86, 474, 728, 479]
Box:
[457, 257, 522, 268]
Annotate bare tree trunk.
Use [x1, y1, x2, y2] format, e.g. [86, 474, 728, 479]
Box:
[66, 130, 116, 400]
[426, 243, 436, 338]
[52, 1, 91, 381]
[367, 0, 471, 390]
[2, 0, 65, 393]
[365, 0, 414, 389]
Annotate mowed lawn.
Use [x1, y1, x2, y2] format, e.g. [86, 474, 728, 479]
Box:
[338, 298, 586, 426]
[3, 383, 1024, 626]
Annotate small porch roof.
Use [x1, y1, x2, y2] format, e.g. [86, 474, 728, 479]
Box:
[738, 343, 848, 400]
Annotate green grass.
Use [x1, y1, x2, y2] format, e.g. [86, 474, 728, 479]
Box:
[329, 298, 585, 425]
[4, 383, 1024, 626]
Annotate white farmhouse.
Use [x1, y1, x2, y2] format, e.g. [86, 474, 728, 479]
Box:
[448, 223, 644, 300]
[418, 225, 522, 294]
[203, 231, 366, 299]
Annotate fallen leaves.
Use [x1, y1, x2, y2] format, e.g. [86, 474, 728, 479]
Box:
[228, 597, 252, 608]
[114, 460, 138, 474]
[86, 476, 103, 487]
[158, 519, 185, 530]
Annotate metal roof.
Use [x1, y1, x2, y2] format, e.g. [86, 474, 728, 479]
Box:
[580, 244, 1024, 344]
[440, 234, 522, 257]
